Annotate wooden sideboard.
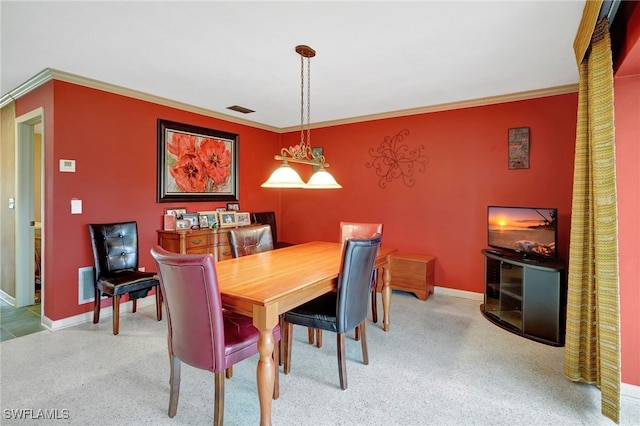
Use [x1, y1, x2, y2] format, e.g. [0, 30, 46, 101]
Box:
[157, 227, 235, 261]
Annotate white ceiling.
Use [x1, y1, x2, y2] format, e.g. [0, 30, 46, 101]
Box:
[1, 1, 586, 129]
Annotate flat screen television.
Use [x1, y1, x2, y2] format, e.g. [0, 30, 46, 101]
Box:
[487, 206, 558, 260]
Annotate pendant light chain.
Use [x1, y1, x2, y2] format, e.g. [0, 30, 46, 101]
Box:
[300, 53, 305, 147]
[299, 54, 312, 152]
[306, 55, 311, 150]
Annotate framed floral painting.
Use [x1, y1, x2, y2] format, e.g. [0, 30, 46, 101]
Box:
[157, 119, 239, 202]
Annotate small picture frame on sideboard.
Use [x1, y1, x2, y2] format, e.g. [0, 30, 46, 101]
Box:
[219, 211, 238, 227]
[198, 214, 209, 229]
[176, 219, 190, 230]
[198, 211, 219, 229]
[236, 212, 250, 226]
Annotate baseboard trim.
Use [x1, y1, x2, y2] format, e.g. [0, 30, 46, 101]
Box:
[621, 382, 640, 401]
[0, 289, 16, 306]
[45, 297, 157, 331]
[434, 286, 484, 301]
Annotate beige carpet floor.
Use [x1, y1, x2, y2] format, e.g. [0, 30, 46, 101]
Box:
[1, 291, 638, 425]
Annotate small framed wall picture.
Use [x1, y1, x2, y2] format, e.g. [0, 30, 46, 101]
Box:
[219, 211, 238, 227]
[508, 127, 530, 169]
[236, 212, 251, 226]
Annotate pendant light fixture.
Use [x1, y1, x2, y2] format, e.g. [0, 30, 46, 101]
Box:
[262, 45, 342, 189]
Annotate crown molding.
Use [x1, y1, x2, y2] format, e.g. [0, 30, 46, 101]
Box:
[2, 68, 577, 133]
[279, 83, 579, 132]
[1, 68, 281, 132]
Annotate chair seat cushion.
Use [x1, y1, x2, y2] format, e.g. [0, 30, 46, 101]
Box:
[223, 311, 281, 368]
[283, 292, 338, 332]
[97, 270, 158, 297]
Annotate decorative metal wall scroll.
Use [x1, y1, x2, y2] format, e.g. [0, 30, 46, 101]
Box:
[365, 129, 429, 188]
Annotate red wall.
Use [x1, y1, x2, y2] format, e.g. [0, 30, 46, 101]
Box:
[278, 95, 577, 294]
[16, 81, 281, 321]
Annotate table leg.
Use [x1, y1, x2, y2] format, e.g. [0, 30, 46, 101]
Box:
[382, 257, 392, 332]
[253, 305, 278, 426]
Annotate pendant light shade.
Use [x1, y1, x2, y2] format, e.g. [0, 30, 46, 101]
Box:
[261, 44, 342, 189]
[261, 162, 306, 188]
[305, 168, 342, 189]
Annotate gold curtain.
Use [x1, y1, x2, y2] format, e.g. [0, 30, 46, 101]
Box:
[565, 1, 620, 423]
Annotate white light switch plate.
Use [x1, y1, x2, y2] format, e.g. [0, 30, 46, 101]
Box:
[71, 199, 82, 214]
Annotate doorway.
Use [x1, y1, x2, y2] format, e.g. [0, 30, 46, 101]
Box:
[15, 108, 44, 315]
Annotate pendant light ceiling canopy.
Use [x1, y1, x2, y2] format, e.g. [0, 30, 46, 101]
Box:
[262, 45, 342, 189]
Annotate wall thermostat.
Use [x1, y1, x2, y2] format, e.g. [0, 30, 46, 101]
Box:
[59, 159, 76, 172]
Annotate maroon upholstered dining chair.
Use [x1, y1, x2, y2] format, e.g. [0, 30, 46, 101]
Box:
[308, 221, 384, 348]
[150, 246, 280, 425]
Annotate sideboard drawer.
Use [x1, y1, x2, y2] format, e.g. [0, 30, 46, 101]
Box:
[186, 235, 208, 249]
[157, 225, 258, 262]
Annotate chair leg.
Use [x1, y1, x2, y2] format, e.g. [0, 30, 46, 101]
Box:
[337, 333, 347, 390]
[355, 326, 360, 341]
[168, 355, 181, 418]
[112, 295, 121, 335]
[132, 298, 137, 313]
[315, 328, 322, 348]
[359, 321, 369, 365]
[155, 287, 162, 321]
[284, 322, 293, 374]
[371, 289, 378, 323]
[307, 327, 315, 344]
[225, 367, 233, 379]
[214, 372, 224, 426]
[93, 287, 101, 324]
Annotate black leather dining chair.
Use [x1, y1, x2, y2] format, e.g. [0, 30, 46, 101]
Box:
[250, 212, 294, 249]
[88, 221, 162, 335]
[283, 234, 382, 390]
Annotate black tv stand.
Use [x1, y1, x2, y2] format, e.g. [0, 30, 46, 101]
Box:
[480, 249, 566, 346]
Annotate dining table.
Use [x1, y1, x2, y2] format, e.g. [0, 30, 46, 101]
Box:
[214, 241, 397, 425]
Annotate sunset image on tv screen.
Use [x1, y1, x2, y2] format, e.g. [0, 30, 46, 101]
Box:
[488, 207, 556, 257]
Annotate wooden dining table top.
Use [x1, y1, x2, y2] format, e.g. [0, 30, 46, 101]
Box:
[214, 241, 395, 317]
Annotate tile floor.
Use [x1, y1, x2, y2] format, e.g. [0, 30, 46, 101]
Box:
[0, 299, 45, 342]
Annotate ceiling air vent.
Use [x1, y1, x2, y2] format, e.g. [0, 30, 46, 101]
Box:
[227, 105, 255, 114]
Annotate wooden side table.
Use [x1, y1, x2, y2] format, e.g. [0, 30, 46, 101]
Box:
[387, 253, 436, 300]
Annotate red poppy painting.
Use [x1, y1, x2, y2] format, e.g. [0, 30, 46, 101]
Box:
[157, 119, 238, 202]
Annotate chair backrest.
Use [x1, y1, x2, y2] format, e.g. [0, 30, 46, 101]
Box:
[89, 221, 140, 279]
[150, 246, 225, 373]
[339, 222, 384, 244]
[228, 224, 274, 258]
[251, 212, 278, 244]
[335, 234, 382, 333]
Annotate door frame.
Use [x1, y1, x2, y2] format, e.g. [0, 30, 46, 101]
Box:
[15, 107, 44, 308]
